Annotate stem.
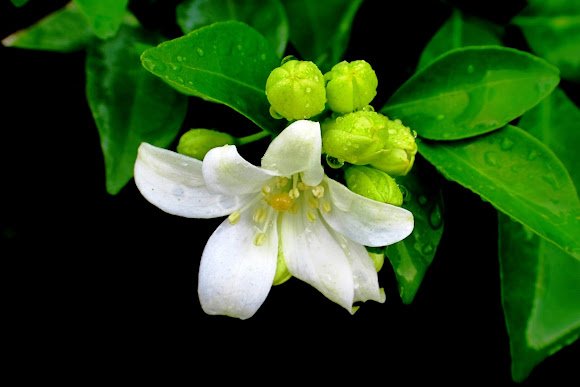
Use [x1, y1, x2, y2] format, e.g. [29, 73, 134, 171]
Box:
[235, 130, 270, 146]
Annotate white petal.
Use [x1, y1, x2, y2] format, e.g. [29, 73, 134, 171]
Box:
[261, 120, 324, 186]
[321, 176, 414, 247]
[198, 204, 279, 319]
[279, 197, 355, 313]
[328, 231, 386, 304]
[134, 143, 253, 218]
[202, 145, 276, 195]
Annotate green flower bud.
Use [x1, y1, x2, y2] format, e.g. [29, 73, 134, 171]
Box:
[324, 60, 378, 114]
[265, 60, 326, 120]
[369, 118, 418, 176]
[177, 129, 235, 160]
[321, 110, 390, 165]
[344, 165, 403, 206]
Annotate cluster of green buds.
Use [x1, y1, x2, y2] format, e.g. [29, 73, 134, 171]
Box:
[264, 57, 418, 210]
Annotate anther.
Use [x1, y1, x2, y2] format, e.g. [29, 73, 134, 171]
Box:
[254, 232, 267, 246]
[228, 211, 242, 225]
[308, 197, 320, 210]
[312, 185, 325, 198]
[253, 207, 268, 223]
[289, 188, 300, 199]
[297, 182, 308, 191]
[321, 201, 332, 214]
[307, 211, 317, 223]
[289, 202, 299, 214]
[261, 185, 272, 196]
[276, 176, 289, 188]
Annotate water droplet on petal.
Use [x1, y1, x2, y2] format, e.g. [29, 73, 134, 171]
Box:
[422, 243, 434, 255]
[196, 47, 204, 56]
[418, 195, 428, 206]
[527, 150, 537, 161]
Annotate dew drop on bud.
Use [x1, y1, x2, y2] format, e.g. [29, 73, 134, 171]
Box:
[326, 154, 345, 169]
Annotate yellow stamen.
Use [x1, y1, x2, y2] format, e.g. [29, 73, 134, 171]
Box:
[276, 176, 289, 188]
[254, 232, 267, 246]
[308, 197, 320, 209]
[297, 181, 308, 191]
[312, 185, 325, 198]
[289, 187, 300, 199]
[253, 207, 268, 223]
[228, 211, 241, 225]
[307, 211, 317, 223]
[321, 201, 332, 214]
[289, 202, 299, 214]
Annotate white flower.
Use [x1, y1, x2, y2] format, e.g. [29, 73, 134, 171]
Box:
[134, 120, 414, 319]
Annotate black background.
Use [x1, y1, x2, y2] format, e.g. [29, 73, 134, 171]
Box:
[2, 0, 578, 384]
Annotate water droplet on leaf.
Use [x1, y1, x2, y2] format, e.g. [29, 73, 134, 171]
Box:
[428, 203, 443, 229]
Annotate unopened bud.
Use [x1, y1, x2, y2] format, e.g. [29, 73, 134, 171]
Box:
[344, 165, 403, 206]
[321, 111, 390, 165]
[177, 129, 235, 160]
[369, 118, 418, 176]
[324, 60, 378, 114]
[265, 60, 326, 120]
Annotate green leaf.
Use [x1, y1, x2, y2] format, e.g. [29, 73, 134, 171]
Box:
[385, 157, 445, 304]
[73, 0, 128, 40]
[417, 10, 502, 70]
[176, 0, 289, 58]
[140, 21, 283, 134]
[512, 0, 580, 82]
[518, 87, 580, 193]
[499, 213, 580, 382]
[2, 2, 93, 52]
[86, 25, 188, 195]
[281, 0, 363, 72]
[418, 125, 580, 261]
[11, 0, 29, 7]
[381, 46, 560, 140]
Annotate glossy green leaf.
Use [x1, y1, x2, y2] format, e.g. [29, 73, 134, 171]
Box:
[86, 25, 188, 195]
[499, 213, 580, 382]
[281, 0, 363, 72]
[418, 125, 580, 261]
[11, 0, 29, 7]
[140, 21, 283, 134]
[417, 10, 502, 70]
[385, 157, 445, 304]
[2, 2, 93, 52]
[512, 0, 580, 82]
[176, 0, 289, 58]
[381, 46, 560, 140]
[518, 87, 580, 193]
[73, 0, 128, 39]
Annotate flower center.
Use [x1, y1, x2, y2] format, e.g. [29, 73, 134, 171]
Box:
[227, 174, 333, 247]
